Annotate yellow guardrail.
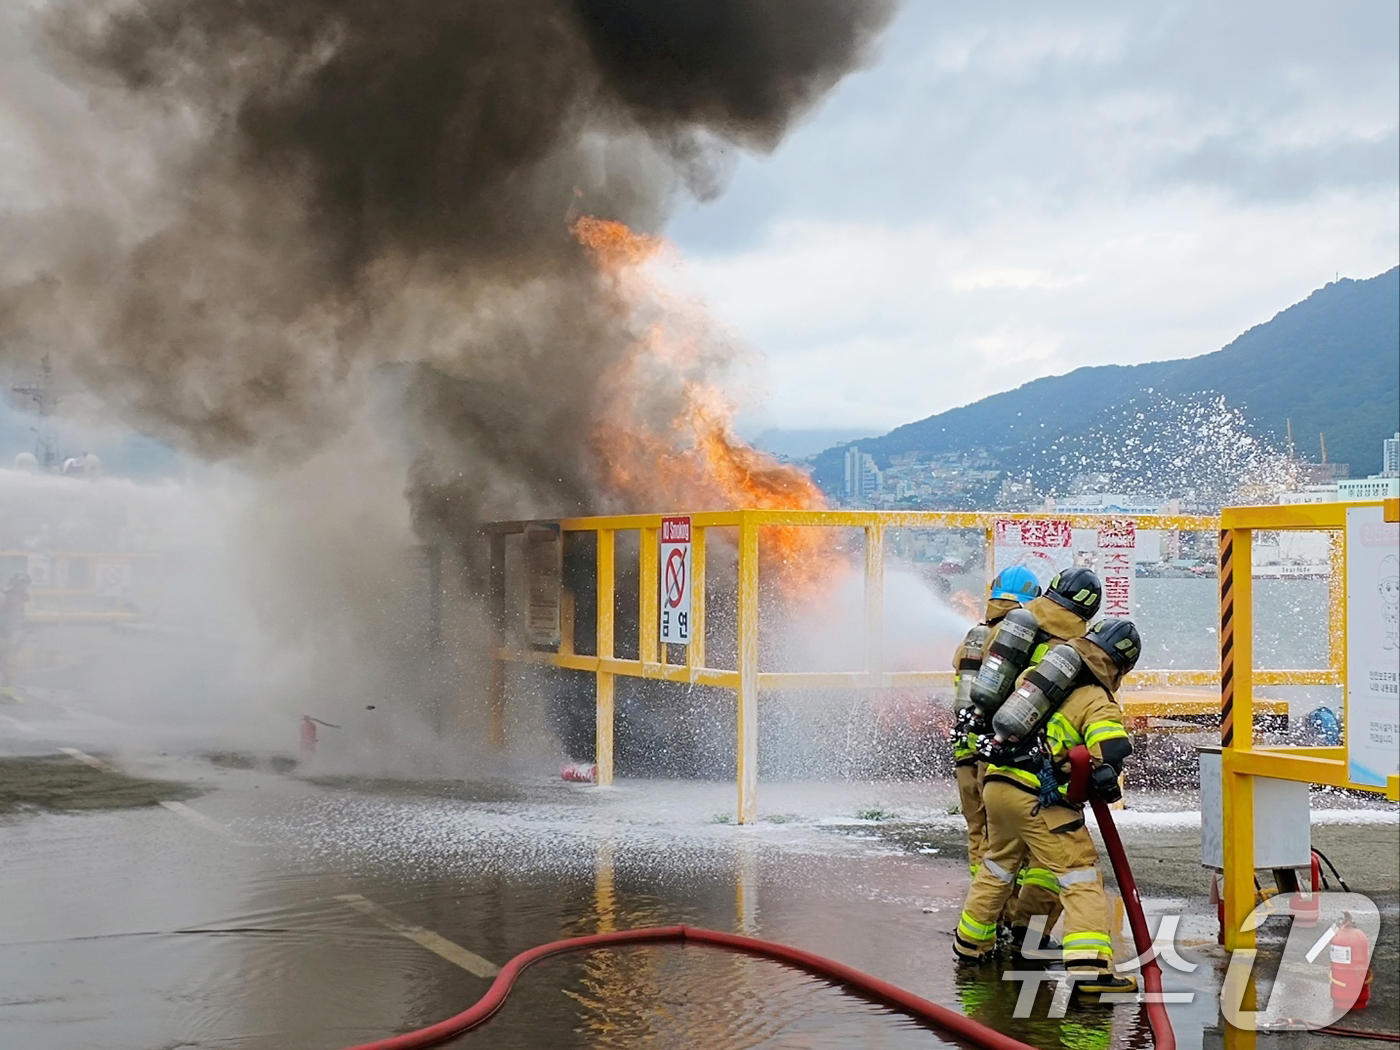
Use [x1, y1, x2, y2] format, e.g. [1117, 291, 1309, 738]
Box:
[486, 508, 1344, 824]
[1217, 498, 1399, 1050]
[0, 550, 163, 625]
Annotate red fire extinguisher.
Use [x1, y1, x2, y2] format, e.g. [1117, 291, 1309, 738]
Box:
[300, 715, 341, 758]
[1289, 851, 1323, 928]
[1329, 911, 1372, 1012]
[561, 762, 597, 783]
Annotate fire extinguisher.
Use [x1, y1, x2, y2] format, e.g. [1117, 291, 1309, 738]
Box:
[1329, 911, 1372, 1012]
[1289, 851, 1323, 928]
[299, 715, 341, 758]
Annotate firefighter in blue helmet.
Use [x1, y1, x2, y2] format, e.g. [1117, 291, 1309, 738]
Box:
[953, 567, 1104, 961]
[951, 566, 1041, 873]
[949, 566, 1064, 950]
[955, 617, 1142, 996]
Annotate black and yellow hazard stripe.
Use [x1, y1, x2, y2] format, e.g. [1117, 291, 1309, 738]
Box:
[1219, 529, 1234, 747]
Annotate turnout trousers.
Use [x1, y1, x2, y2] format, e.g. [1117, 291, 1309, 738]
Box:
[955, 762, 989, 874]
[955, 780, 1114, 968]
[956, 762, 1064, 932]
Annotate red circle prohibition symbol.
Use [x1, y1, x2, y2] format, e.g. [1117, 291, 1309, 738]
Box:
[664, 548, 686, 608]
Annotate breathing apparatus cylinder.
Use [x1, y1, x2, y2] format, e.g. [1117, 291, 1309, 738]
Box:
[990, 643, 1084, 749]
[953, 623, 992, 716]
[969, 608, 1040, 718]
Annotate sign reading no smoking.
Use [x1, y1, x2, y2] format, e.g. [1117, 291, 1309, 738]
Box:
[659, 516, 692, 645]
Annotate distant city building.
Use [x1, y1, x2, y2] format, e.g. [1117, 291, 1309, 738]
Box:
[843, 446, 883, 499]
[1278, 485, 1340, 505]
[1338, 476, 1399, 500]
[1053, 494, 1167, 515]
[1278, 433, 1400, 502]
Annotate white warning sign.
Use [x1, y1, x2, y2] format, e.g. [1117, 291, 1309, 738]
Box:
[993, 518, 1074, 585]
[1345, 504, 1400, 788]
[659, 516, 692, 645]
[1096, 520, 1136, 619]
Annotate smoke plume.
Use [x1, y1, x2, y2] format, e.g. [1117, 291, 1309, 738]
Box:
[0, 1, 892, 756]
[7, 0, 888, 522]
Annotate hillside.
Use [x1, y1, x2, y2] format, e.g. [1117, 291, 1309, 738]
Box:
[812, 267, 1400, 494]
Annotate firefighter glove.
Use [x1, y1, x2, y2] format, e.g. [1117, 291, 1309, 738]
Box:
[1090, 763, 1122, 803]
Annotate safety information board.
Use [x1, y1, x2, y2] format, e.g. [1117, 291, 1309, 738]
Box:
[1345, 504, 1400, 787]
[659, 516, 692, 645]
[523, 524, 562, 651]
[1096, 520, 1136, 619]
[992, 518, 1074, 591]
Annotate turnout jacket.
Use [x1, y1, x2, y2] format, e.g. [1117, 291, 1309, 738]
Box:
[979, 593, 1091, 677]
[951, 597, 1021, 765]
[984, 639, 1132, 816]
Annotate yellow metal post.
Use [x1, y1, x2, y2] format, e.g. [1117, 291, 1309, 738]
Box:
[1328, 531, 1345, 679]
[736, 513, 760, 824]
[1220, 524, 1256, 1050]
[639, 526, 659, 668]
[983, 526, 995, 589]
[688, 527, 707, 671]
[560, 587, 575, 656]
[865, 524, 885, 681]
[596, 531, 616, 787]
[488, 534, 507, 750]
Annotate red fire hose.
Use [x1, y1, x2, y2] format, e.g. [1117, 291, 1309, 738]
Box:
[1069, 745, 1177, 1050]
[338, 923, 1044, 1050]
[340, 751, 1176, 1050]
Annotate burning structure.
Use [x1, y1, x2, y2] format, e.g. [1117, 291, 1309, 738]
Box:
[0, 1, 896, 760]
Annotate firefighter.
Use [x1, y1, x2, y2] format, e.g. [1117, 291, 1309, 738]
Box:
[954, 617, 1142, 996]
[0, 574, 31, 703]
[962, 566, 1103, 957]
[950, 565, 1041, 880]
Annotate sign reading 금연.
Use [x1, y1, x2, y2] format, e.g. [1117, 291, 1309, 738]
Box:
[659, 516, 692, 645]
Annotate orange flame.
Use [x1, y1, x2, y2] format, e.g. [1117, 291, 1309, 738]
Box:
[574, 216, 840, 597]
[949, 589, 981, 621]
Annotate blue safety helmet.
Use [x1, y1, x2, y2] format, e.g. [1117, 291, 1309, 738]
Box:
[989, 565, 1041, 603]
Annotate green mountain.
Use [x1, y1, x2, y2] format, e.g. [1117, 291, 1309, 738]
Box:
[813, 267, 1400, 496]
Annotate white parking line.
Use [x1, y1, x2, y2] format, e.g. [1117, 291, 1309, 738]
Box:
[158, 800, 256, 846]
[335, 894, 500, 978]
[59, 746, 114, 772]
[54, 747, 254, 846]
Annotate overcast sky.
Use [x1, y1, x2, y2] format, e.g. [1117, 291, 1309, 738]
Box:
[669, 1, 1400, 436]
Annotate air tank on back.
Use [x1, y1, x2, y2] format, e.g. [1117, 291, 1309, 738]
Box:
[953, 623, 992, 717]
[968, 608, 1039, 717]
[990, 643, 1084, 749]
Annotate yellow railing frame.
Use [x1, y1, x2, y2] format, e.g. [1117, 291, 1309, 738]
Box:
[1217, 498, 1400, 1050]
[486, 508, 1343, 823]
[1, 549, 164, 624]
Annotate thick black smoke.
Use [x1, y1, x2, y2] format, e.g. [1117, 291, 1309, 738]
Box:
[9, 0, 891, 534]
[0, 1, 891, 747]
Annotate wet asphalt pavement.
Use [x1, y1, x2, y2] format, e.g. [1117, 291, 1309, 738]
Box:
[1, 692, 1395, 1050]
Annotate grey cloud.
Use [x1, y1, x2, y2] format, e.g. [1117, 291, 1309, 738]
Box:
[1163, 129, 1400, 201]
[673, 0, 1400, 252]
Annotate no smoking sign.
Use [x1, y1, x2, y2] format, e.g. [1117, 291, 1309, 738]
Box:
[659, 516, 692, 645]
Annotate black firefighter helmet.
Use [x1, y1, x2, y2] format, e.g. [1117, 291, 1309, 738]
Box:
[1086, 617, 1142, 673]
[1045, 567, 1102, 620]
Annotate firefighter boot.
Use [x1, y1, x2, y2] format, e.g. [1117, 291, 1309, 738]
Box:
[953, 941, 997, 967]
[1008, 923, 1064, 968]
[1069, 961, 1139, 996]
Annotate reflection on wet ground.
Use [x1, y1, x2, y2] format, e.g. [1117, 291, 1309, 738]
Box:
[1, 704, 1395, 1049]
